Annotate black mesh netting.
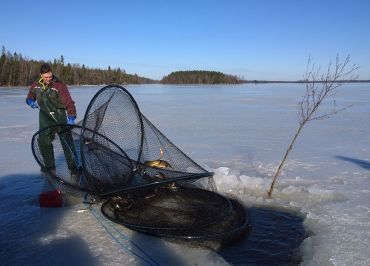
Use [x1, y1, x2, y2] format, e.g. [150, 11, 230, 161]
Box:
[80, 85, 212, 195]
[101, 186, 250, 245]
[31, 84, 249, 245]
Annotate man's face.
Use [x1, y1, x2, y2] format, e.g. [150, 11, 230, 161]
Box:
[41, 71, 53, 85]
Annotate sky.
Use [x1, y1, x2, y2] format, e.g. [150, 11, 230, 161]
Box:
[1, 0, 370, 81]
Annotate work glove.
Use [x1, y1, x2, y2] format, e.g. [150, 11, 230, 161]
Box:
[26, 99, 39, 109]
[67, 116, 76, 125]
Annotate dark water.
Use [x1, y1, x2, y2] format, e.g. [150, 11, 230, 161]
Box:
[219, 207, 308, 266]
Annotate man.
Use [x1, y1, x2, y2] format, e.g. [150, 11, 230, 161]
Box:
[26, 63, 79, 177]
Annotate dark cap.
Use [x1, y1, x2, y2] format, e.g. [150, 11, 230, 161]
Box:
[40, 63, 52, 74]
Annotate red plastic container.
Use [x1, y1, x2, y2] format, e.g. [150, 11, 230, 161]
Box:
[39, 190, 63, 208]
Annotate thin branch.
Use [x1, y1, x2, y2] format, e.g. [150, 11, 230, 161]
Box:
[308, 104, 353, 121]
[267, 55, 358, 197]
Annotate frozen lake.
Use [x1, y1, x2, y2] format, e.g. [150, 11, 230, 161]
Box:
[0, 83, 369, 265]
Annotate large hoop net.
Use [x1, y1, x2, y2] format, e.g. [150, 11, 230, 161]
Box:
[31, 84, 249, 246]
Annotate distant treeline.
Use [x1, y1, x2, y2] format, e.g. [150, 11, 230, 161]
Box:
[246, 79, 370, 84]
[161, 70, 242, 84]
[0, 46, 155, 86]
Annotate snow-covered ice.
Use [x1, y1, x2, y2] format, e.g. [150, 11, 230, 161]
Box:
[1, 83, 369, 265]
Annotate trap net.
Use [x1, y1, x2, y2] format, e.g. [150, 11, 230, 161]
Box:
[31, 84, 249, 245]
[101, 186, 250, 247]
[81, 85, 213, 196]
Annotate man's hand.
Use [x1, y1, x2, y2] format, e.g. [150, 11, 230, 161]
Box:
[26, 99, 39, 109]
[67, 116, 76, 125]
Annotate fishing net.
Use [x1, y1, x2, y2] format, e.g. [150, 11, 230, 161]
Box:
[101, 186, 250, 247]
[31, 84, 249, 246]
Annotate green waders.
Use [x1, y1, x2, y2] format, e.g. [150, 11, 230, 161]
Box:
[36, 90, 78, 174]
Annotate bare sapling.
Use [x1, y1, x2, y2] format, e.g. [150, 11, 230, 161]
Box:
[267, 55, 358, 197]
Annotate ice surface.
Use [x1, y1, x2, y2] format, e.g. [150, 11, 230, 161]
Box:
[1, 83, 370, 265]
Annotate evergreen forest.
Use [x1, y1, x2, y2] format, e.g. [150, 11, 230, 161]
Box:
[0, 46, 154, 86]
[161, 70, 242, 84]
[0, 46, 243, 86]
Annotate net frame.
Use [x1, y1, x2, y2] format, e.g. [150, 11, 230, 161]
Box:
[81, 85, 213, 197]
[101, 186, 250, 244]
[81, 84, 145, 166]
[31, 124, 134, 195]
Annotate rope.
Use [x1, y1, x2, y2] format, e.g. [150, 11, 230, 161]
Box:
[86, 203, 160, 266]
